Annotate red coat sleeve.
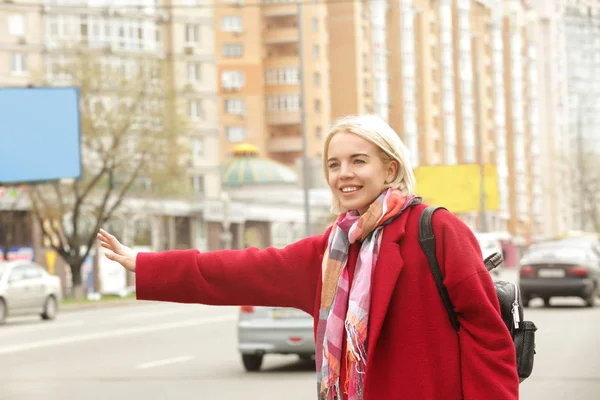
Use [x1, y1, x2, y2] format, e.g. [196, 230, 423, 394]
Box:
[135, 232, 329, 315]
[434, 211, 519, 399]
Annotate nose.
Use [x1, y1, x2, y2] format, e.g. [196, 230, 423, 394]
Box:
[339, 162, 354, 179]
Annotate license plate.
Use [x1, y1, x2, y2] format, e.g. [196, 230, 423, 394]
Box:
[272, 308, 307, 319]
[538, 269, 565, 278]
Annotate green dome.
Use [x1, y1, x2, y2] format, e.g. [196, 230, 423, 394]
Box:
[221, 143, 298, 186]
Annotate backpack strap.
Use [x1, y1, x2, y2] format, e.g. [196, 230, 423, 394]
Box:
[418, 206, 460, 332]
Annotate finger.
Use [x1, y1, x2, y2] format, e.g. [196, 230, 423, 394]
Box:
[106, 251, 124, 264]
[100, 241, 111, 249]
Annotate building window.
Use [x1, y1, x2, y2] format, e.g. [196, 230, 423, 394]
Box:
[187, 62, 201, 82]
[226, 126, 246, 142]
[8, 14, 25, 36]
[191, 175, 205, 195]
[225, 98, 245, 115]
[311, 18, 318, 32]
[315, 126, 322, 139]
[10, 53, 27, 75]
[267, 95, 300, 112]
[265, 67, 299, 85]
[313, 72, 320, 86]
[191, 138, 204, 160]
[222, 43, 243, 57]
[221, 16, 243, 33]
[314, 99, 321, 113]
[312, 45, 319, 60]
[185, 24, 199, 44]
[188, 100, 203, 120]
[221, 71, 245, 89]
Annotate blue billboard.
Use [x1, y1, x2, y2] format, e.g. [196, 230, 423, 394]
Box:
[0, 87, 82, 184]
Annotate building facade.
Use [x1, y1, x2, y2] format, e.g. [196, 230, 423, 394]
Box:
[563, 0, 600, 231]
[215, 0, 331, 167]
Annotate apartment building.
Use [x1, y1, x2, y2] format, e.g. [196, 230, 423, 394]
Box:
[563, 0, 600, 231]
[387, 0, 546, 241]
[215, 0, 330, 167]
[327, 1, 375, 119]
[0, 0, 221, 251]
[530, 0, 572, 237]
[0, 1, 43, 87]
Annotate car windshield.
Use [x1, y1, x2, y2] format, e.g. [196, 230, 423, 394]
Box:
[521, 247, 589, 265]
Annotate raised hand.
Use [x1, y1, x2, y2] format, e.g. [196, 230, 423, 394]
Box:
[97, 228, 138, 273]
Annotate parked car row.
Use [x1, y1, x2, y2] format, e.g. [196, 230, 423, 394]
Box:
[0, 260, 62, 324]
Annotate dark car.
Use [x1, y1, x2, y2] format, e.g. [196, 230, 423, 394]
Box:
[519, 243, 600, 307]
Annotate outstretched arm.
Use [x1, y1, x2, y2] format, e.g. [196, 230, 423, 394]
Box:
[97, 229, 328, 314]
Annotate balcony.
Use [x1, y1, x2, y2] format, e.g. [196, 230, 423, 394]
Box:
[267, 136, 303, 153]
[264, 27, 299, 44]
[263, 3, 297, 17]
[266, 111, 301, 125]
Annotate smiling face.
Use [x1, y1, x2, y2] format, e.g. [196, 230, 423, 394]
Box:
[326, 132, 398, 215]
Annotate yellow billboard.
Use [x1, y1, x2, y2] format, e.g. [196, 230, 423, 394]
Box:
[413, 164, 499, 213]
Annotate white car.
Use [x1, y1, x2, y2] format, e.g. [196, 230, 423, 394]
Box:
[474, 232, 504, 275]
[0, 261, 62, 324]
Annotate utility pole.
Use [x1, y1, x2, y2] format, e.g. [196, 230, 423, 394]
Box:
[297, 0, 311, 237]
[473, 35, 488, 232]
[577, 97, 585, 230]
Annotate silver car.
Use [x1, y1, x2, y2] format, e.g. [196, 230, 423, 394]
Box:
[237, 305, 314, 371]
[0, 261, 62, 324]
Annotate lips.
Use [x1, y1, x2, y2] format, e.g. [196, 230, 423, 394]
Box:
[340, 186, 362, 193]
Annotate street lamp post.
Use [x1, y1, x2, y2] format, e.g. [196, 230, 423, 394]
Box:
[220, 192, 233, 249]
[473, 34, 488, 233]
[297, 0, 311, 238]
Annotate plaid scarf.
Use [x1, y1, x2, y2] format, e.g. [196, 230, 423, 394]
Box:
[316, 189, 415, 400]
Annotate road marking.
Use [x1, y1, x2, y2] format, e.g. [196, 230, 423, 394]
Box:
[136, 355, 193, 369]
[0, 320, 85, 337]
[0, 315, 236, 355]
[115, 306, 206, 321]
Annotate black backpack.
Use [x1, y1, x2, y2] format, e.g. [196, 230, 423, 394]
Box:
[418, 206, 537, 382]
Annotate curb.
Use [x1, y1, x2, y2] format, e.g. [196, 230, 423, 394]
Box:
[59, 298, 149, 313]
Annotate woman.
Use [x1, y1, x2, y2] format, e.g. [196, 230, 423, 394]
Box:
[98, 115, 518, 399]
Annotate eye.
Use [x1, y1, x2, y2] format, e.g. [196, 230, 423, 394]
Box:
[353, 159, 366, 164]
[327, 162, 339, 169]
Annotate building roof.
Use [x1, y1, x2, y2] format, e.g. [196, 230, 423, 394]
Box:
[221, 144, 298, 186]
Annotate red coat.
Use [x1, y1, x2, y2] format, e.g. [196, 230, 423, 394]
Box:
[136, 203, 519, 399]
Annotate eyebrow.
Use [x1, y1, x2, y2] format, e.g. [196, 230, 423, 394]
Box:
[327, 153, 370, 162]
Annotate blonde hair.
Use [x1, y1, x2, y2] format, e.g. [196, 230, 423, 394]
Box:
[323, 114, 416, 214]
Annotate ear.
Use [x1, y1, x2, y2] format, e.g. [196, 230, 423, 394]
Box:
[386, 160, 399, 183]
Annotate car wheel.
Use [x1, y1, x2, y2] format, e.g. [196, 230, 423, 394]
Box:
[298, 354, 314, 361]
[241, 354, 263, 372]
[242, 354, 263, 372]
[542, 297, 551, 307]
[584, 293, 596, 308]
[0, 298, 6, 325]
[41, 296, 58, 320]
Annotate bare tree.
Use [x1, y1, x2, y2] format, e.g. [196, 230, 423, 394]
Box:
[27, 49, 191, 298]
[0, 186, 27, 260]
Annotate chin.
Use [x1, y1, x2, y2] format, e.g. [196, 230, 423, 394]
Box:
[340, 201, 368, 213]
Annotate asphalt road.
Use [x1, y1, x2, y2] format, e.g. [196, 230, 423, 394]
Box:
[1, 269, 599, 400]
